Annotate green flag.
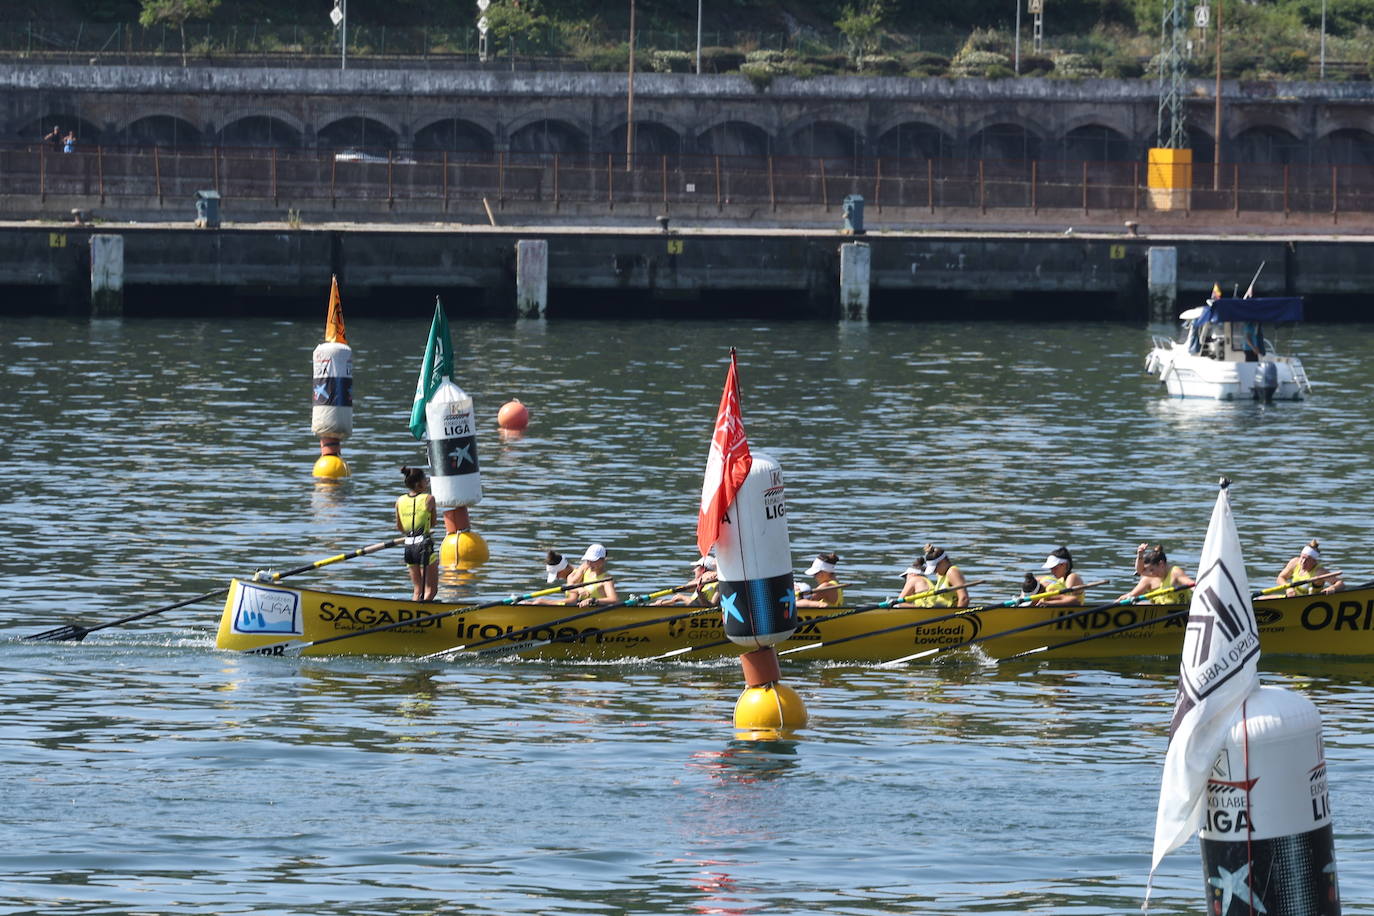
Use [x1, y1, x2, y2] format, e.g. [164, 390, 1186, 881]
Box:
[409, 297, 453, 440]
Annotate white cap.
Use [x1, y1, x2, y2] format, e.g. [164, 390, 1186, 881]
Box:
[1301, 544, 1321, 561]
[582, 543, 607, 562]
[795, 582, 813, 596]
[695, 556, 717, 571]
[1041, 553, 1067, 570]
[545, 559, 571, 583]
[804, 556, 836, 576]
[897, 565, 923, 579]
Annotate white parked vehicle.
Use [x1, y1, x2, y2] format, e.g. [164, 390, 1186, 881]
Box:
[1144, 297, 1311, 401]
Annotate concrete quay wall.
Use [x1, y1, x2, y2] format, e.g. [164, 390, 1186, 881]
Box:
[6, 222, 1373, 320]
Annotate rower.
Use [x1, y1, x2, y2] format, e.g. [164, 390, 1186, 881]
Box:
[570, 543, 618, 607]
[652, 555, 719, 606]
[899, 544, 969, 608]
[529, 550, 576, 604]
[1034, 546, 1087, 606]
[796, 552, 844, 608]
[1118, 543, 1194, 603]
[1277, 539, 1344, 596]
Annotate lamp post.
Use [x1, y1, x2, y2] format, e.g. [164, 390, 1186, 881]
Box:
[626, 0, 636, 168]
[330, 0, 346, 70]
[696, 0, 703, 75]
[477, 0, 489, 64]
[1014, 0, 1021, 73]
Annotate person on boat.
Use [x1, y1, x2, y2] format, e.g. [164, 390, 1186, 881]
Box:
[652, 555, 720, 606]
[1277, 540, 1344, 596]
[899, 544, 969, 608]
[796, 552, 844, 608]
[570, 542, 619, 607]
[1033, 547, 1086, 606]
[395, 465, 438, 602]
[528, 550, 577, 604]
[1118, 543, 1195, 604]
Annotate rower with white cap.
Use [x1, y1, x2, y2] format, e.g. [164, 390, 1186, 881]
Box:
[795, 552, 844, 608]
[652, 555, 720, 606]
[1033, 546, 1087, 606]
[899, 543, 969, 608]
[569, 542, 618, 607]
[529, 550, 577, 604]
[1277, 538, 1344, 596]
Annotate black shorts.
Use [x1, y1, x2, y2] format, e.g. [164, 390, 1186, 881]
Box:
[403, 536, 434, 567]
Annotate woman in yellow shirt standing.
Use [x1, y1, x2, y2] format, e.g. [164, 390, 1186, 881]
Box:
[395, 466, 438, 601]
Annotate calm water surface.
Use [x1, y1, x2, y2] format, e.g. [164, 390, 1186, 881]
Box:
[1, 314, 1372, 914]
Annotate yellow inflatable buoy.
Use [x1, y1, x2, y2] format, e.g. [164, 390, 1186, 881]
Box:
[312, 454, 350, 479]
[440, 529, 489, 569]
[733, 683, 807, 732]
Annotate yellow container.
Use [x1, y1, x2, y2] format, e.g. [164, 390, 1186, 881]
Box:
[1147, 147, 1193, 210]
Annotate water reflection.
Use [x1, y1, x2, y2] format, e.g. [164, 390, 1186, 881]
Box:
[687, 738, 800, 784]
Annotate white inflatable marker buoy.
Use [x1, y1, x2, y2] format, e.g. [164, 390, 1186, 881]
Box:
[311, 275, 351, 479]
[697, 349, 806, 733]
[1200, 685, 1341, 915]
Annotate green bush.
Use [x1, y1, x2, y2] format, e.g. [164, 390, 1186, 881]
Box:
[1053, 52, 1101, 78]
[1019, 53, 1054, 76]
[1101, 52, 1145, 79]
[700, 46, 746, 73]
[856, 53, 902, 74]
[986, 63, 1015, 79]
[951, 48, 1011, 77]
[740, 62, 777, 90]
[650, 49, 693, 73]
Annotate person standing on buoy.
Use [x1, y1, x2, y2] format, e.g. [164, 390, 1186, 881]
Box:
[395, 465, 438, 601]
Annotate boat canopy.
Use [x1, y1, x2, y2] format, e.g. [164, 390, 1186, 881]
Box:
[1200, 297, 1304, 323]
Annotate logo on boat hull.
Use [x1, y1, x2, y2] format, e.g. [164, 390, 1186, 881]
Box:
[231, 583, 303, 636]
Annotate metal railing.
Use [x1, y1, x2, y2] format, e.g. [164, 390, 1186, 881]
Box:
[6, 145, 1371, 218]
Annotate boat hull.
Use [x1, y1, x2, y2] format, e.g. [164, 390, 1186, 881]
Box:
[215, 579, 1374, 661]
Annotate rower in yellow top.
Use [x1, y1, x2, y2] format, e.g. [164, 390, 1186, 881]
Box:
[570, 543, 619, 607]
[899, 544, 969, 608]
[528, 550, 577, 605]
[1033, 546, 1087, 606]
[1118, 543, 1195, 603]
[652, 555, 720, 606]
[395, 465, 438, 601]
[1277, 539, 1344, 596]
[795, 552, 844, 608]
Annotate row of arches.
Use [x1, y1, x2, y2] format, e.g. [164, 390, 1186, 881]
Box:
[18, 113, 1374, 166]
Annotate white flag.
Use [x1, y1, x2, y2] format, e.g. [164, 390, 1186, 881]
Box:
[1145, 482, 1261, 903]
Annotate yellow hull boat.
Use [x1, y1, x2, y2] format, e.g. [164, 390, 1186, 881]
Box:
[214, 578, 1374, 661]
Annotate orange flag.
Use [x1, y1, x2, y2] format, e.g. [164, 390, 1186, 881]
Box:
[324, 275, 348, 344]
[1211, 282, 1223, 300]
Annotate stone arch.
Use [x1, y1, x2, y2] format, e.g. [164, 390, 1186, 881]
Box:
[114, 114, 203, 148]
[788, 120, 863, 160]
[413, 117, 495, 155]
[1231, 125, 1305, 165]
[1184, 126, 1215, 164]
[1056, 124, 1133, 162]
[507, 119, 588, 155]
[1316, 127, 1374, 166]
[217, 115, 303, 149]
[316, 116, 400, 152]
[876, 122, 956, 160]
[607, 121, 684, 157]
[966, 122, 1042, 161]
[696, 120, 771, 157]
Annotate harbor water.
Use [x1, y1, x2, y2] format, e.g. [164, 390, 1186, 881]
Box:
[2, 313, 1373, 914]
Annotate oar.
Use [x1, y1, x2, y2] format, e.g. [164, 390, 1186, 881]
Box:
[1261, 569, 1342, 597]
[999, 574, 1346, 660]
[877, 580, 1190, 667]
[25, 537, 406, 643]
[644, 578, 1001, 663]
[422, 581, 702, 659]
[240, 577, 613, 656]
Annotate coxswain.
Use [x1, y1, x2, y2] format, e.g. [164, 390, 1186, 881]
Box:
[395, 466, 438, 601]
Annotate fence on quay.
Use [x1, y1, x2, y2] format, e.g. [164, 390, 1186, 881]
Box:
[5, 144, 1371, 219]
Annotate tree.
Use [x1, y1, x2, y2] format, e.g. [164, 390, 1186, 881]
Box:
[484, 0, 546, 70]
[139, 0, 222, 68]
[836, 0, 888, 66]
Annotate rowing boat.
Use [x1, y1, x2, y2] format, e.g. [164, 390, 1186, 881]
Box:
[214, 578, 1374, 660]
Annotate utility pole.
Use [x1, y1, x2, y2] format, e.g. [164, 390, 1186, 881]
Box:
[1213, 0, 1223, 189]
[696, 0, 703, 75]
[626, 0, 636, 169]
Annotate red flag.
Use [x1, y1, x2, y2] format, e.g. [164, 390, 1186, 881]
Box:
[697, 349, 752, 557]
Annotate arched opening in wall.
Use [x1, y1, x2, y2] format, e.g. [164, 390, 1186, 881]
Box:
[967, 123, 1041, 162]
[413, 118, 494, 157]
[217, 116, 302, 149]
[1184, 126, 1215, 164]
[1231, 125, 1305, 165]
[1058, 125, 1133, 163]
[790, 120, 862, 165]
[317, 117, 399, 153]
[1316, 128, 1374, 166]
[19, 115, 102, 147]
[697, 121, 770, 158]
[115, 115, 203, 149]
[508, 120, 588, 156]
[607, 121, 683, 158]
[876, 123, 954, 161]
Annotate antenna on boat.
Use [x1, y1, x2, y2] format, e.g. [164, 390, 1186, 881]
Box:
[1244, 260, 1266, 298]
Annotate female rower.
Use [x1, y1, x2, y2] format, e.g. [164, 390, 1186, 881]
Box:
[395, 466, 438, 601]
[529, 550, 576, 604]
[653, 555, 719, 606]
[1118, 543, 1195, 603]
[571, 543, 619, 607]
[1034, 546, 1086, 606]
[1277, 539, 1344, 596]
[796, 552, 844, 608]
[900, 544, 969, 608]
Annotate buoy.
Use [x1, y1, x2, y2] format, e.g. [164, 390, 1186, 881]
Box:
[498, 398, 529, 431]
[716, 452, 797, 650]
[1200, 685, 1340, 915]
[425, 380, 484, 568]
[311, 276, 352, 479]
[735, 682, 808, 731]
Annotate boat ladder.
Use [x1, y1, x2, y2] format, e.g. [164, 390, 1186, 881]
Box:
[1289, 359, 1312, 394]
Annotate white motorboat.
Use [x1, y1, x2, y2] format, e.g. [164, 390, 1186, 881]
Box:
[1145, 297, 1311, 401]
